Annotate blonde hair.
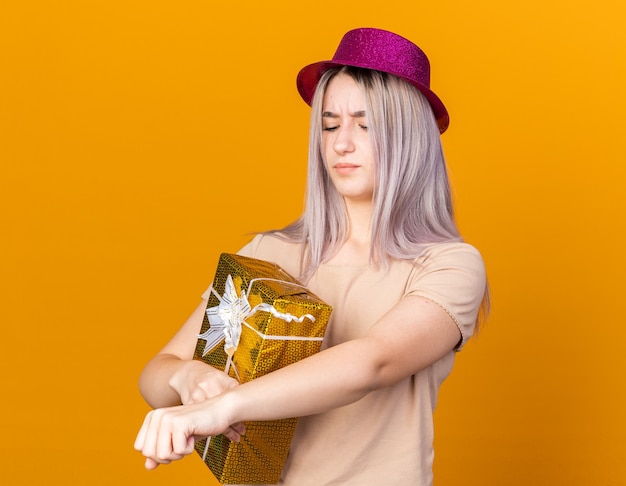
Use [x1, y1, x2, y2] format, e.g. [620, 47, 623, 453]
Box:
[273, 66, 461, 277]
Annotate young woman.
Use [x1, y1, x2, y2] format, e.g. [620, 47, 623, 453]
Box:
[135, 28, 488, 485]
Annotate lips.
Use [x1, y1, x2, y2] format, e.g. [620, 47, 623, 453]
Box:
[334, 163, 360, 174]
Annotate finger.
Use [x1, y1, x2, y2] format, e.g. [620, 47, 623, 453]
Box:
[134, 425, 147, 451]
[231, 422, 246, 436]
[148, 452, 186, 467]
[145, 457, 161, 470]
[223, 422, 246, 443]
[204, 374, 239, 395]
[155, 413, 175, 461]
[154, 413, 196, 461]
[134, 411, 153, 451]
[142, 410, 162, 461]
[171, 419, 194, 456]
[187, 389, 208, 404]
[223, 427, 241, 443]
[186, 435, 196, 454]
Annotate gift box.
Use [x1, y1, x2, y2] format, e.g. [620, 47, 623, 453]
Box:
[193, 253, 332, 484]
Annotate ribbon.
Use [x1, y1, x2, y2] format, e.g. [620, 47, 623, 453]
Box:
[197, 275, 322, 377]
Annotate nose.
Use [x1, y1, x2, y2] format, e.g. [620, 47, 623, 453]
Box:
[333, 125, 355, 154]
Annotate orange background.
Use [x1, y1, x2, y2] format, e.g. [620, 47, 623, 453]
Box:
[1, 1, 625, 484]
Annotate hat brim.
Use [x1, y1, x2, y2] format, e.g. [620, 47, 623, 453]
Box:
[296, 60, 449, 134]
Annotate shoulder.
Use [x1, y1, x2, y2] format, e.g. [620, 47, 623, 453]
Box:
[415, 241, 485, 277]
[408, 241, 486, 297]
[405, 241, 487, 349]
[237, 234, 303, 278]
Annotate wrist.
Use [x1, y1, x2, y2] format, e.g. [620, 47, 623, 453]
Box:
[218, 386, 243, 426]
[168, 359, 200, 397]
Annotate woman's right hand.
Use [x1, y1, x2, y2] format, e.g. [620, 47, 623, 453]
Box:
[169, 359, 239, 405]
[168, 360, 246, 442]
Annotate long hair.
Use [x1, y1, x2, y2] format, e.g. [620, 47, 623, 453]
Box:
[271, 66, 462, 279]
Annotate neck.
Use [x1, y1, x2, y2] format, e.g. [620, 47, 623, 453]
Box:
[344, 199, 373, 244]
[322, 199, 373, 267]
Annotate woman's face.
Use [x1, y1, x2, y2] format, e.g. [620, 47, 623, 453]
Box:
[321, 73, 375, 204]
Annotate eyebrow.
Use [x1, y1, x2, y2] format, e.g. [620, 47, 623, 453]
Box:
[322, 110, 367, 118]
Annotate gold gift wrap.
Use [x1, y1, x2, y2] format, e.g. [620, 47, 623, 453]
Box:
[192, 253, 331, 484]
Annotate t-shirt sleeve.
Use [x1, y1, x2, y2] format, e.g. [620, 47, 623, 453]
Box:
[200, 234, 264, 300]
[404, 242, 487, 351]
[235, 233, 264, 258]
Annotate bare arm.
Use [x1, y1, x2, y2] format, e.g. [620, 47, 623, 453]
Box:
[135, 295, 461, 468]
[137, 299, 245, 446]
[138, 300, 240, 409]
[227, 296, 458, 419]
